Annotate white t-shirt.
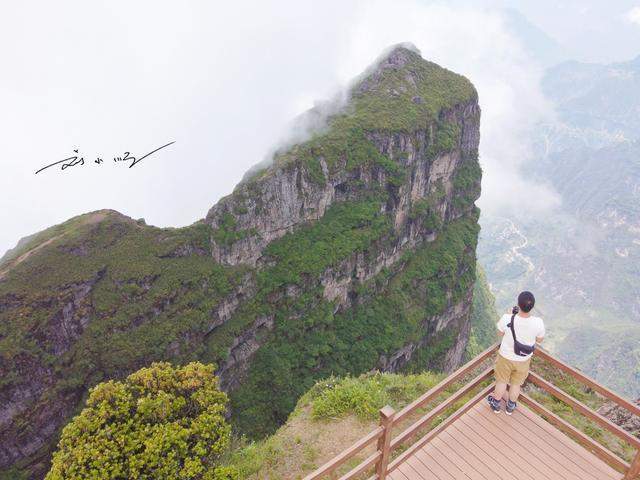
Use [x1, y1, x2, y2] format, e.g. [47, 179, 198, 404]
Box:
[497, 313, 545, 362]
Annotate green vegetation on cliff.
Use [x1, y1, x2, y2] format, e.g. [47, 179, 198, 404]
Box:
[0, 212, 241, 394]
[347, 47, 476, 132]
[465, 265, 499, 359]
[270, 125, 407, 187]
[46, 362, 236, 480]
[0, 213, 244, 478]
[230, 210, 480, 438]
[0, 45, 483, 478]
[204, 48, 481, 438]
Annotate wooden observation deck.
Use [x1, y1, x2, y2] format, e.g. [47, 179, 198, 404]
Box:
[303, 344, 640, 480]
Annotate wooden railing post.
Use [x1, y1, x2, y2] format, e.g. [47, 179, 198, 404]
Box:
[624, 451, 640, 479]
[376, 406, 395, 480]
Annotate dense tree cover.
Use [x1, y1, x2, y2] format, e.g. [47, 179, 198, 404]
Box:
[465, 265, 499, 360]
[230, 210, 480, 437]
[46, 362, 237, 480]
[0, 214, 240, 395]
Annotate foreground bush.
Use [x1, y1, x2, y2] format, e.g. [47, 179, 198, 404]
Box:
[46, 362, 237, 480]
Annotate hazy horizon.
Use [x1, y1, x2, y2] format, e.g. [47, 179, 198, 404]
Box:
[2, 0, 640, 256]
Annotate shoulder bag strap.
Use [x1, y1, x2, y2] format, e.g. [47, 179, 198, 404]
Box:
[508, 313, 518, 344]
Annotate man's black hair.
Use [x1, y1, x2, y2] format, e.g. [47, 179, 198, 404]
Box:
[518, 291, 535, 313]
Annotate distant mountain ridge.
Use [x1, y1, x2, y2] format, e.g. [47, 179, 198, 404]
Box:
[479, 54, 640, 398]
[542, 55, 640, 140]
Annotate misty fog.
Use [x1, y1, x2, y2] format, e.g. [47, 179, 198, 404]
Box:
[2, 0, 640, 255]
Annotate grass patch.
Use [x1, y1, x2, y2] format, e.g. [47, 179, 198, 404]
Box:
[310, 371, 442, 420]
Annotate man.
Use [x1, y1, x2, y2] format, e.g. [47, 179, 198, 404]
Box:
[487, 291, 545, 415]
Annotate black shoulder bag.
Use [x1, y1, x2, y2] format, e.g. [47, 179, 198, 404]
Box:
[507, 310, 535, 357]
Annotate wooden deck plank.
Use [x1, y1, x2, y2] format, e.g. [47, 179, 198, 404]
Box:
[440, 425, 511, 480]
[430, 435, 489, 480]
[386, 471, 400, 480]
[516, 400, 622, 478]
[490, 402, 615, 480]
[414, 449, 456, 480]
[419, 444, 472, 479]
[388, 468, 410, 480]
[403, 455, 433, 480]
[474, 403, 585, 480]
[391, 399, 623, 480]
[450, 410, 539, 480]
[461, 410, 540, 480]
[503, 402, 621, 479]
[397, 453, 435, 480]
[397, 468, 413, 480]
[459, 408, 553, 479]
[446, 422, 514, 480]
[405, 454, 437, 479]
[488, 402, 606, 479]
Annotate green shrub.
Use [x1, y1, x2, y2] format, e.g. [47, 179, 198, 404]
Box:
[46, 362, 237, 480]
[428, 122, 460, 156]
[310, 371, 442, 420]
[212, 213, 255, 246]
[312, 376, 390, 419]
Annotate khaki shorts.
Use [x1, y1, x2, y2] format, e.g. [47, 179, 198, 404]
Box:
[494, 354, 531, 386]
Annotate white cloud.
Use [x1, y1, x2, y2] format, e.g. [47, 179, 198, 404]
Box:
[336, 1, 560, 216]
[0, 0, 559, 254]
[0, 1, 358, 254]
[627, 6, 640, 25]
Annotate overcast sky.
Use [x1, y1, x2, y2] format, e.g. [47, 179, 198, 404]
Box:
[2, 0, 640, 255]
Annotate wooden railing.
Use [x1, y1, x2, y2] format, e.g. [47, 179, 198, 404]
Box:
[525, 347, 640, 480]
[302, 343, 498, 480]
[303, 342, 640, 480]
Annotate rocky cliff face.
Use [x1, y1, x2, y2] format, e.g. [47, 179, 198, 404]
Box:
[206, 103, 479, 269]
[0, 45, 481, 478]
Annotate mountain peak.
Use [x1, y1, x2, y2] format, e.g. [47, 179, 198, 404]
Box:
[351, 43, 476, 119]
[377, 42, 422, 68]
[238, 45, 476, 189]
[206, 46, 481, 266]
[351, 43, 423, 95]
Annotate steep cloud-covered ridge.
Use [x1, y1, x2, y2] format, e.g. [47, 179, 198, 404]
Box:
[0, 45, 481, 478]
